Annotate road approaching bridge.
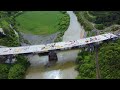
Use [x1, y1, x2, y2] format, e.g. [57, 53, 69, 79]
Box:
[0, 33, 117, 56]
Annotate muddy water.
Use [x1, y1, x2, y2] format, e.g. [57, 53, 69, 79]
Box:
[25, 11, 85, 79]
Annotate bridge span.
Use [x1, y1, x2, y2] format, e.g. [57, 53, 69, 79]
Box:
[0, 33, 118, 56]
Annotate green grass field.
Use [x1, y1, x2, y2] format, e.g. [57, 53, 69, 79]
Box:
[15, 11, 64, 35]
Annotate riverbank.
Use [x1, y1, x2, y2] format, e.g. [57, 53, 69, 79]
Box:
[21, 32, 58, 45]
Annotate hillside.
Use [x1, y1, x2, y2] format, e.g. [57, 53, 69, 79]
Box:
[0, 11, 70, 79]
[0, 11, 30, 79]
[75, 11, 120, 79]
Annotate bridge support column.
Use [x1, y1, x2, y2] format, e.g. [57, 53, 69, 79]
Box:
[45, 51, 58, 67]
[48, 51, 58, 62]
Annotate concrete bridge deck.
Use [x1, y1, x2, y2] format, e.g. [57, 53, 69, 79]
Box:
[0, 33, 117, 55]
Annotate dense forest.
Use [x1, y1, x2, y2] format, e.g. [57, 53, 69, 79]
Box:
[75, 11, 120, 30]
[76, 39, 120, 79]
[89, 11, 120, 26]
[75, 11, 120, 79]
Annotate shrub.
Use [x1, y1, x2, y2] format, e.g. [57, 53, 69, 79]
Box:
[95, 24, 105, 30]
[15, 55, 30, 69]
[76, 56, 83, 63]
[54, 12, 70, 42]
[8, 64, 25, 79]
[60, 11, 66, 14]
[0, 64, 10, 79]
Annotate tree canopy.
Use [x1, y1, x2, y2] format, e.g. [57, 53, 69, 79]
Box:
[89, 11, 120, 27]
[76, 39, 120, 79]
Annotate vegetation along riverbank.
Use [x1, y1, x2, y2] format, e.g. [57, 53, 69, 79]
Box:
[0, 11, 70, 79]
[75, 11, 120, 79]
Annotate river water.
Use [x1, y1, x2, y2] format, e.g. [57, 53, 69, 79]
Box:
[25, 11, 85, 79]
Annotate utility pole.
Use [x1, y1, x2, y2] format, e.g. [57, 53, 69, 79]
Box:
[95, 30, 101, 79]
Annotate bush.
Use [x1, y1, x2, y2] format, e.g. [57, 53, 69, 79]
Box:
[54, 12, 70, 42]
[75, 50, 96, 79]
[0, 64, 10, 79]
[111, 26, 120, 31]
[8, 64, 26, 79]
[8, 55, 30, 79]
[76, 56, 83, 64]
[95, 24, 105, 30]
[83, 11, 96, 22]
[60, 11, 66, 14]
[15, 55, 30, 69]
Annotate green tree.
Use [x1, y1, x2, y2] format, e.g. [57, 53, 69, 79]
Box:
[76, 38, 120, 79]
[0, 64, 10, 79]
[8, 64, 25, 79]
[76, 50, 96, 79]
[99, 40, 120, 79]
[15, 55, 30, 69]
[95, 24, 105, 30]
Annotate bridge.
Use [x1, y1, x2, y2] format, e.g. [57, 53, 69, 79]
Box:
[0, 33, 118, 56]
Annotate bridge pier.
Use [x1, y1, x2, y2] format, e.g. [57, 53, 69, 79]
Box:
[48, 50, 58, 62]
[45, 50, 58, 67]
[89, 43, 95, 52]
